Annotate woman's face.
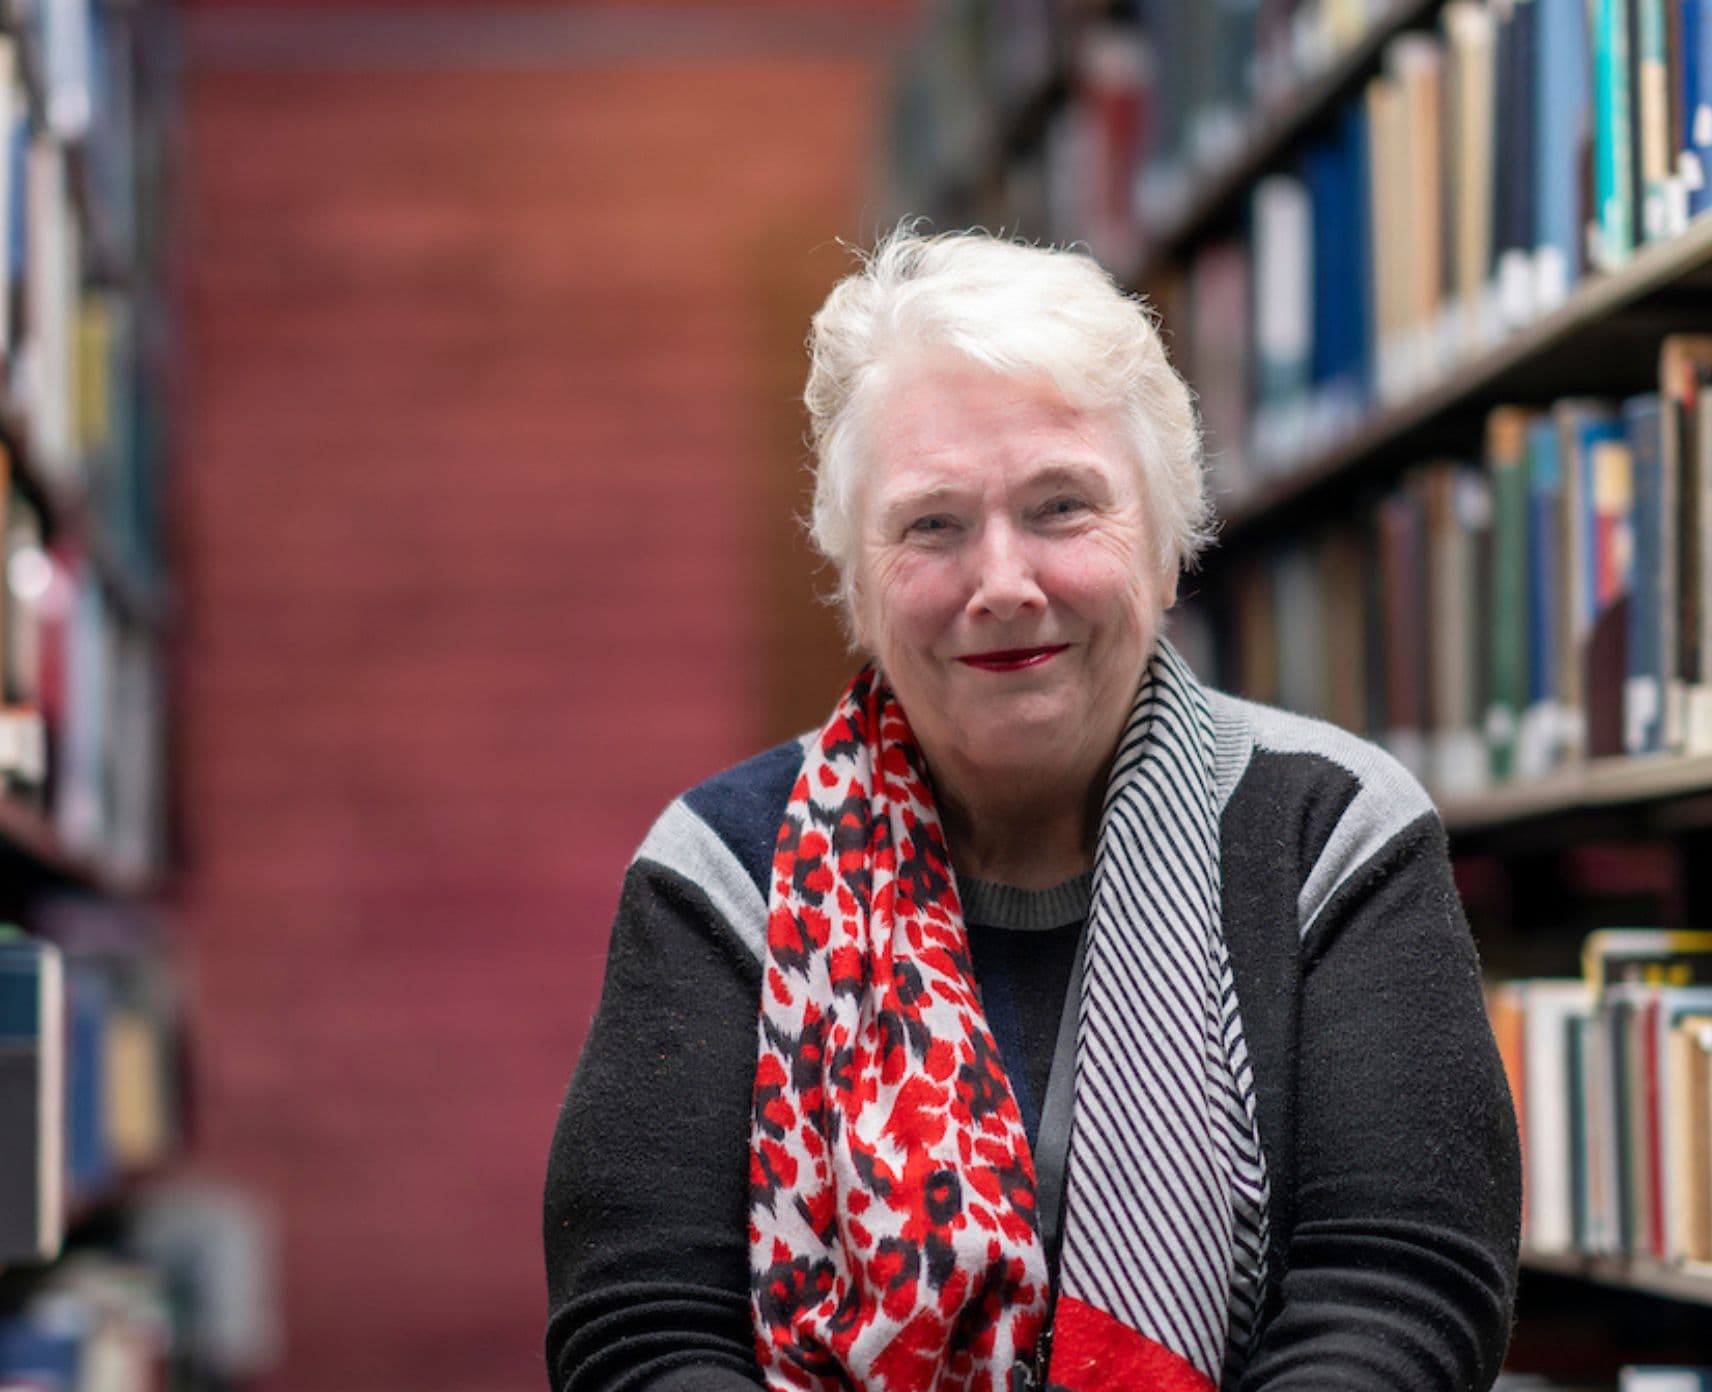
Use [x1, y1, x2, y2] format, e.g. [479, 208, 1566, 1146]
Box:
[852, 360, 1176, 798]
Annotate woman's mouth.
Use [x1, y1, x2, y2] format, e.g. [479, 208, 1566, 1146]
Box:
[956, 645, 1069, 672]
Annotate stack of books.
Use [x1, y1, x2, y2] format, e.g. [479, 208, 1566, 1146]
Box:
[1488, 930, 1712, 1271]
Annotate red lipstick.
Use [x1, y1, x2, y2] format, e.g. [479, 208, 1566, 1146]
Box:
[957, 645, 1068, 672]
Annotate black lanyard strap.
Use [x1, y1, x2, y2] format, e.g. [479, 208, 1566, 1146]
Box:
[1033, 921, 1086, 1270]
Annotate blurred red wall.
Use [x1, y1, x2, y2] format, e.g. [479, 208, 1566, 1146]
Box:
[173, 7, 901, 1387]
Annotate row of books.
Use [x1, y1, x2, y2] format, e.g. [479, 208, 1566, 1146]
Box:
[1177, 0, 1712, 495]
[1134, 0, 1414, 238]
[0, 1252, 172, 1391]
[1186, 336, 1712, 796]
[0, 17, 163, 592]
[1, 462, 168, 880]
[1487, 930, 1712, 1269]
[0, 921, 184, 1267]
[0, 1178, 281, 1390]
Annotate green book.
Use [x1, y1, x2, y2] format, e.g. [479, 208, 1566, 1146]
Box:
[1486, 408, 1536, 781]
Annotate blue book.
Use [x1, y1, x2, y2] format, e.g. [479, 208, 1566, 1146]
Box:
[1576, 410, 1628, 635]
[1624, 394, 1665, 753]
[1305, 136, 1341, 397]
[1344, 102, 1374, 409]
[0, 1316, 79, 1388]
[1304, 122, 1363, 431]
[1537, 0, 1593, 300]
[64, 960, 110, 1200]
[1694, 0, 1712, 218]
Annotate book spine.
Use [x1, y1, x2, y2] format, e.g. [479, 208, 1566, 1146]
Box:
[1639, 0, 1673, 240]
[1624, 394, 1665, 754]
[1597, 0, 1638, 267]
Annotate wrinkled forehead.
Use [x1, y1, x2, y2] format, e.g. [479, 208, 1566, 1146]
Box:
[855, 358, 1141, 509]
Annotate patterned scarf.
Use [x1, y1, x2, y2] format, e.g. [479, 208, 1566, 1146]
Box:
[748, 641, 1269, 1392]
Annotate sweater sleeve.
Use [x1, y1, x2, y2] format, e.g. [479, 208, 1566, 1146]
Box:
[543, 858, 766, 1392]
[1238, 813, 1522, 1391]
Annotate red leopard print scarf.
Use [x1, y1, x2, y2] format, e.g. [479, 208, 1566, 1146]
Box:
[749, 653, 1269, 1391]
[748, 666, 1046, 1390]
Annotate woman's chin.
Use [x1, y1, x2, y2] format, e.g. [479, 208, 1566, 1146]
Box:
[949, 725, 1093, 788]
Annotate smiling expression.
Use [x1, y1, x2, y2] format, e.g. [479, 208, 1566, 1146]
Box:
[852, 361, 1177, 800]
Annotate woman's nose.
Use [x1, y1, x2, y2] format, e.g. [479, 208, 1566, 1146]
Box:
[966, 524, 1046, 621]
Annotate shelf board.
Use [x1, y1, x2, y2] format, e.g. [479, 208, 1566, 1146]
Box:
[1132, 0, 1443, 284]
[1215, 212, 1712, 545]
[0, 795, 157, 901]
[1521, 1249, 1712, 1308]
[1432, 745, 1712, 834]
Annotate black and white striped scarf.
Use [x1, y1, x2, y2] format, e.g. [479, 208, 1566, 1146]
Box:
[1048, 638, 1271, 1389]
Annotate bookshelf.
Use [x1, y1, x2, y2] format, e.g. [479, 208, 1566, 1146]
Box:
[892, 0, 1712, 1378]
[1217, 211, 1712, 544]
[0, 0, 205, 1387]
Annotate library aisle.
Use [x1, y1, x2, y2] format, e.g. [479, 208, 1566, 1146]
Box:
[172, 5, 898, 1389]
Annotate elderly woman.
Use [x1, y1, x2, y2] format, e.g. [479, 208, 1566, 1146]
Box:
[543, 230, 1520, 1392]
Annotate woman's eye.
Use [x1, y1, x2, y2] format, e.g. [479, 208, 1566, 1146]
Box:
[1040, 496, 1088, 520]
[906, 515, 958, 536]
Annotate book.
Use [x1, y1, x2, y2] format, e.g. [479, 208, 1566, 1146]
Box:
[1690, 0, 1712, 219]
[1445, 2, 1498, 354]
[1620, 1370, 1712, 1392]
[1667, 1012, 1712, 1262]
[1584, 927, 1712, 985]
[1623, 393, 1667, 754]
[1586, 423, 1636, 759]
[1187, 239, 1252, 503]
[1251, 173, 1313, 470]
[0, 932, 65, 1263]
[1596, 0, 1639, 268]
[1659, 338, 1712, 749]
[1496, 0, 1540, 330]
[1649, 994, 1712, 1259]
[1522, 979, 1596, 1255]
[1487, 407, 1536, 779]
[1521, 416, 1568, 777]
[1390, 32, 1448, 386]
[1536, 0, 1592, 306]
[1378, 483, 1431, 777]
[1424, 461, 1490, 794]
[1638, 0, 1675, 241]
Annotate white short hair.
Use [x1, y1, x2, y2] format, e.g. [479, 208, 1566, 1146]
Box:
[804, 227, 1214, 623]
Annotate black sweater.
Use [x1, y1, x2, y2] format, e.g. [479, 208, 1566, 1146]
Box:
[544, 690, 1522, 1391]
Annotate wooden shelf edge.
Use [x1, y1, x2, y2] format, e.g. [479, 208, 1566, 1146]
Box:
[1133, 0, 1444, 282]
[1521, 1248, 1712, 1307]
[1437, 750, 1712, 833]
[1216, 212, 1712, 543]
